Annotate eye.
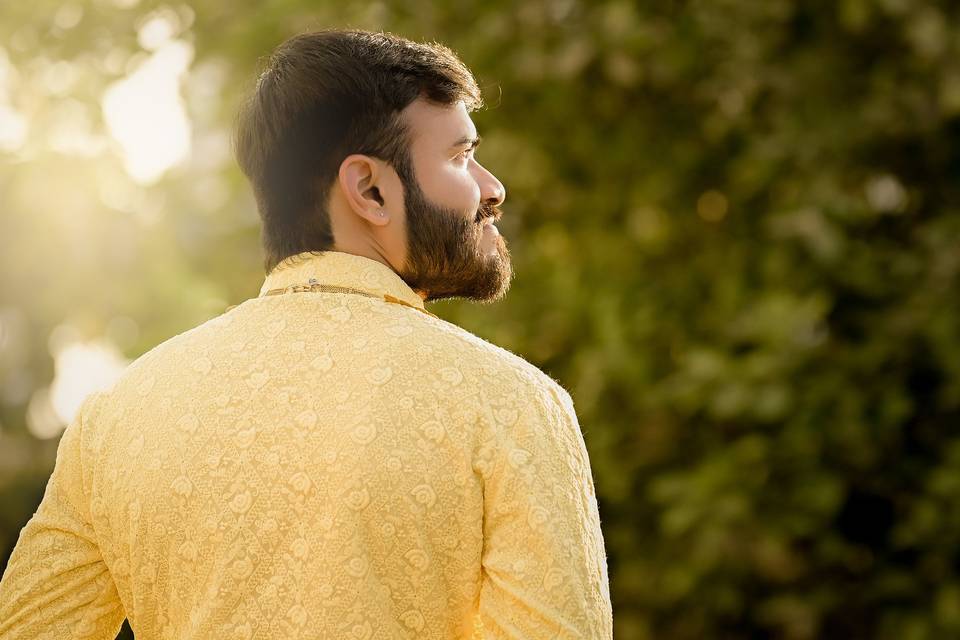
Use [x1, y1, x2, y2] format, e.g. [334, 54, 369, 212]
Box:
[454, 148, 473, 163]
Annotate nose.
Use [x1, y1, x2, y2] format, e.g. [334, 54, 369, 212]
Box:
[473, 161, 506, 207]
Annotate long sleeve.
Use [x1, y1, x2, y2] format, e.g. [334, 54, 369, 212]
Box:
[0, 392, 125, 639]
[475, 381, 613, 639]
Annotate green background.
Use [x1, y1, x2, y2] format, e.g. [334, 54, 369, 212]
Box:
[2, 1, 959, 638]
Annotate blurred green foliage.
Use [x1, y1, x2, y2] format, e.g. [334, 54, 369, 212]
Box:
[2, 1, 960, 638]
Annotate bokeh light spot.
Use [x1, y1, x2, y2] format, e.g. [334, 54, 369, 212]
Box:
[102, 39, 193, 184]
[697, 190, 729, 222]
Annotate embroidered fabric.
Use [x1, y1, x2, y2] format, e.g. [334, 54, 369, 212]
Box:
[0, 251, 613, 639]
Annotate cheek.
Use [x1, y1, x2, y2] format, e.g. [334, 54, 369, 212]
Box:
[456, 176, 482, 214]
[427, 167, 481, 211]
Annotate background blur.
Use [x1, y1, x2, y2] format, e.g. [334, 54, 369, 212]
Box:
[2, 1, 959, 638]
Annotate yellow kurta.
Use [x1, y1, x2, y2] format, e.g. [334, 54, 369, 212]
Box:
[0, 250, 613, 639]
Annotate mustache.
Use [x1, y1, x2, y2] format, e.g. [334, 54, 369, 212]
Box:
[475, 202, 502, 224]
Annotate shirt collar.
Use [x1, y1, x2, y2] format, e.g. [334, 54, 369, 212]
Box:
[258, 251, 427, 310]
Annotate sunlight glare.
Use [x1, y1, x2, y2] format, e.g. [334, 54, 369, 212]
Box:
[0, 46, 27, 152]
[39, 334, 130, 437]
[102, 39, 193, 184]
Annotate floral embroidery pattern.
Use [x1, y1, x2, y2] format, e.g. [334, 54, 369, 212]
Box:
[0, 251, 612, 639]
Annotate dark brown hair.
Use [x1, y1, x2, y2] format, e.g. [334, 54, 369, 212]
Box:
[233, 29, 483, 274]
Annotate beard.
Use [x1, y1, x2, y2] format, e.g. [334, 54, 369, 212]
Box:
[396, 170, 513, 303]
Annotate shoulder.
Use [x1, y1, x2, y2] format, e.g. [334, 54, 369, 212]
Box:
[410, 313, 573, 408]
[89, 308, 236, 402]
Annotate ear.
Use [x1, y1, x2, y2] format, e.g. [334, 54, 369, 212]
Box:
[337, 154, 391, 226]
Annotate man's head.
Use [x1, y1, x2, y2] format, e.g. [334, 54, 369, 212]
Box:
[234, 29, 512, 303]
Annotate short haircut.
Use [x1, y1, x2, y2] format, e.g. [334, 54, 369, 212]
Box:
[233, 29, 483, 273]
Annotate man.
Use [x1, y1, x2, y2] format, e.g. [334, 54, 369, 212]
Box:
[0, 29, 613, 638]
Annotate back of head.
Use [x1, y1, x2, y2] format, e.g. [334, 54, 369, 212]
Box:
[233, 29, 483, 274]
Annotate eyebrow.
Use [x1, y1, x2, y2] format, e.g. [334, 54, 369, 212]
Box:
[450, 135, 482, 150]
